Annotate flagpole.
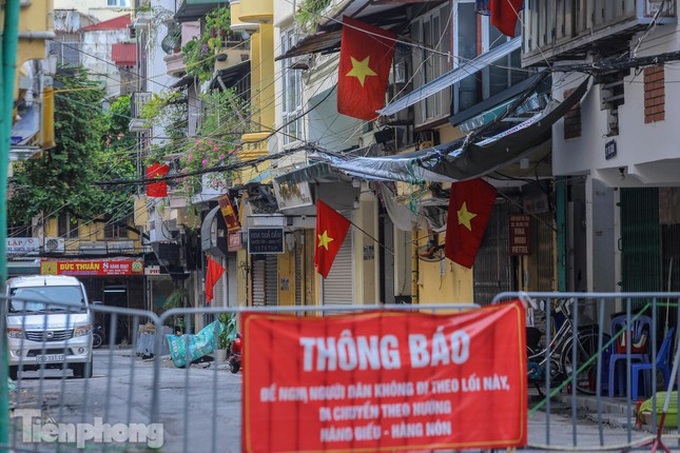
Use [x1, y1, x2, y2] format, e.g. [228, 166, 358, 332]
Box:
[347, 220, 394, 256]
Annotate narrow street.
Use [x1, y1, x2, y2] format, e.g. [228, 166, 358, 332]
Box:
[10, 348, 243, 452]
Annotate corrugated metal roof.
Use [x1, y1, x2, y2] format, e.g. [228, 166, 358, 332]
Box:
[111, 43, 136, 67]
[82, 14, 131, 31]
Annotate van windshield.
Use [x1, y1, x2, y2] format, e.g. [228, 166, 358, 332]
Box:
[9, 286, 86, 314]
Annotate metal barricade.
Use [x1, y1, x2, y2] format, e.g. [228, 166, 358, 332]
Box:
[493, 291, 680, 452]
[5, 299, 482, 452]
[6, 292, 680, 452]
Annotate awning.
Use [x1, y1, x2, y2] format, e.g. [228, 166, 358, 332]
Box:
[313, 77, 591, 183]
[379, 37, 522, 117]
[210, 60, 250, 91]
[449, 73, 550, 130]
[275, 31, 342, 61]
[171, 74, 194, 89]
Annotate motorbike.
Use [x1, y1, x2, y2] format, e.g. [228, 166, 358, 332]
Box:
[229, 333, 243, 374]
[92, 324, 105, 349]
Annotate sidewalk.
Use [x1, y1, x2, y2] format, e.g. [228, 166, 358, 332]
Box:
[524, 392, 680, 451]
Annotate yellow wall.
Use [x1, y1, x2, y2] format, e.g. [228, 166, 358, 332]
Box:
[354, 192, 378, 305]
[413, 228, 474, 305]
[44, 216, 142, 252]
[277, 246, 295, 306]
[15, 0, 54, 100]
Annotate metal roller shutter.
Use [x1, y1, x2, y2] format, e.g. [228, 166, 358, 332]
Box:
[252, 258, 265, 306]
[322, 212, 354, 305]
[295, 243, 302, 305]
[265, 255, 278, 306]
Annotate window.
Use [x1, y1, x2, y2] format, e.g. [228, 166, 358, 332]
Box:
[106, 0, 129, 7]
[412, 3, 452, 125]
[452, 0, 528, 114]
[104, 217, 129, 239]
[57, 213, 79, 239]
[280, 28, 303, 146]
[48, 41, 80, 67]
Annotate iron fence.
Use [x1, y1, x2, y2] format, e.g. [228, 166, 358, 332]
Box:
[4, 293, 680, 451]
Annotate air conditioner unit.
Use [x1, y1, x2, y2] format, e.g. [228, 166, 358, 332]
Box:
[79, 241, 106, 255]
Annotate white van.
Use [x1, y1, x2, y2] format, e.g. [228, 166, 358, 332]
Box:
[6, 275, 93, 379]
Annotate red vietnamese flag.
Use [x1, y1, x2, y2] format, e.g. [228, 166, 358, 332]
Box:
[445, 178, 497, 268]
[205, 256, 225, 303]
[337, 16, 396, 121]
[490, 0, 524, 37]
[145, 163, 170, 197]
[314, 200, 351, 278]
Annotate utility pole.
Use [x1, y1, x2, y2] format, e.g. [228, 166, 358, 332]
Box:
[1, 0, 20, 448]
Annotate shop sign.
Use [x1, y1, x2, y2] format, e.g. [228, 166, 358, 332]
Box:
[272, 179, 313, 210]
[41, 259, 144, 276]
[145, 265, 162, 275]
[243, 301, 527, 452]
[218, 195, 241, 233]
[509, 215, 531, 255]
[7, 237, 64, 255]
[228, 232, 241, 252]
[248, 228, 284, 254]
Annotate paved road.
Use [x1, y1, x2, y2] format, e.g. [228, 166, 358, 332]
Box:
[7, 349, 667, 452]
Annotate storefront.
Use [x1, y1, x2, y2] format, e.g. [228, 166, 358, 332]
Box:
[40, 258, 146, 344]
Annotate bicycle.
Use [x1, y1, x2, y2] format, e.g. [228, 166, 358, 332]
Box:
[526, 297, 610, 396]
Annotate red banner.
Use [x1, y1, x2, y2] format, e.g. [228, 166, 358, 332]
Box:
[40, 259, 144, 276]
[243, 301, 527, 452]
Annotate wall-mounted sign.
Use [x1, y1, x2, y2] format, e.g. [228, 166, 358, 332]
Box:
[605, 139, 617, 160]
[7, 237, 64, 255]
[272, 179, 313, 210]
[218, 194, 241, 233]
[145, 265, 162, 275]
[228, 232, 242, 252]
[41, 259, 145, 276]
[248, 228, 284, 254]
[509, 215, 531, 256]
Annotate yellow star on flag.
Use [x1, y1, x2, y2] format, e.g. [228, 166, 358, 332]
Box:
[317, 230, 334, 250]
[346, 56, 377, 86]
[457, 202, 477, 231]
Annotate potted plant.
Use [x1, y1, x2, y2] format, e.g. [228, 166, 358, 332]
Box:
[215, 313, 237, 363]
[163, 288, 187, 334]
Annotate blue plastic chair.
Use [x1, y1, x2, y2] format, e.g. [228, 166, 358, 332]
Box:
[631, 327, 675, 401]
[608, 314, 652, 397]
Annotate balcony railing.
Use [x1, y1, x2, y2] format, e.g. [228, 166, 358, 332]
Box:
[129, 91, 152, 132]
[522, 0, 676, 66]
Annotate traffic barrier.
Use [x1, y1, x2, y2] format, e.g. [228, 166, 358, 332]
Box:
[4, 293, 680, 451]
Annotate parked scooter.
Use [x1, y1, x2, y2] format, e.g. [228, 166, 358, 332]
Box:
[92, 324, 105, 349]
[229, 333, 243, 374]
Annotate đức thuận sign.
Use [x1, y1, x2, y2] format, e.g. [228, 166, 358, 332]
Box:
[242, 301, 527, 452]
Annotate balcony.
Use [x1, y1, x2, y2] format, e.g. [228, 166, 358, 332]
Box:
[214, 46, 250, 72]
[164, 52, 186, 78]
[522, 0, 677, 66]
[239, 0, 273, 23]
[129, 91, 152, 132]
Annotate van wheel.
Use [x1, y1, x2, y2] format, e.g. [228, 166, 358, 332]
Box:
[72, 360, 93, 379]
[9, 366, 17, 381]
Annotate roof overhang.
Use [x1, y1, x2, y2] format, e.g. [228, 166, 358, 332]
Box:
[276, 1, 445, 61]
[175, 0, 228, 23]
[379, 36, 522, 117]
[312, 77, 591, 183]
